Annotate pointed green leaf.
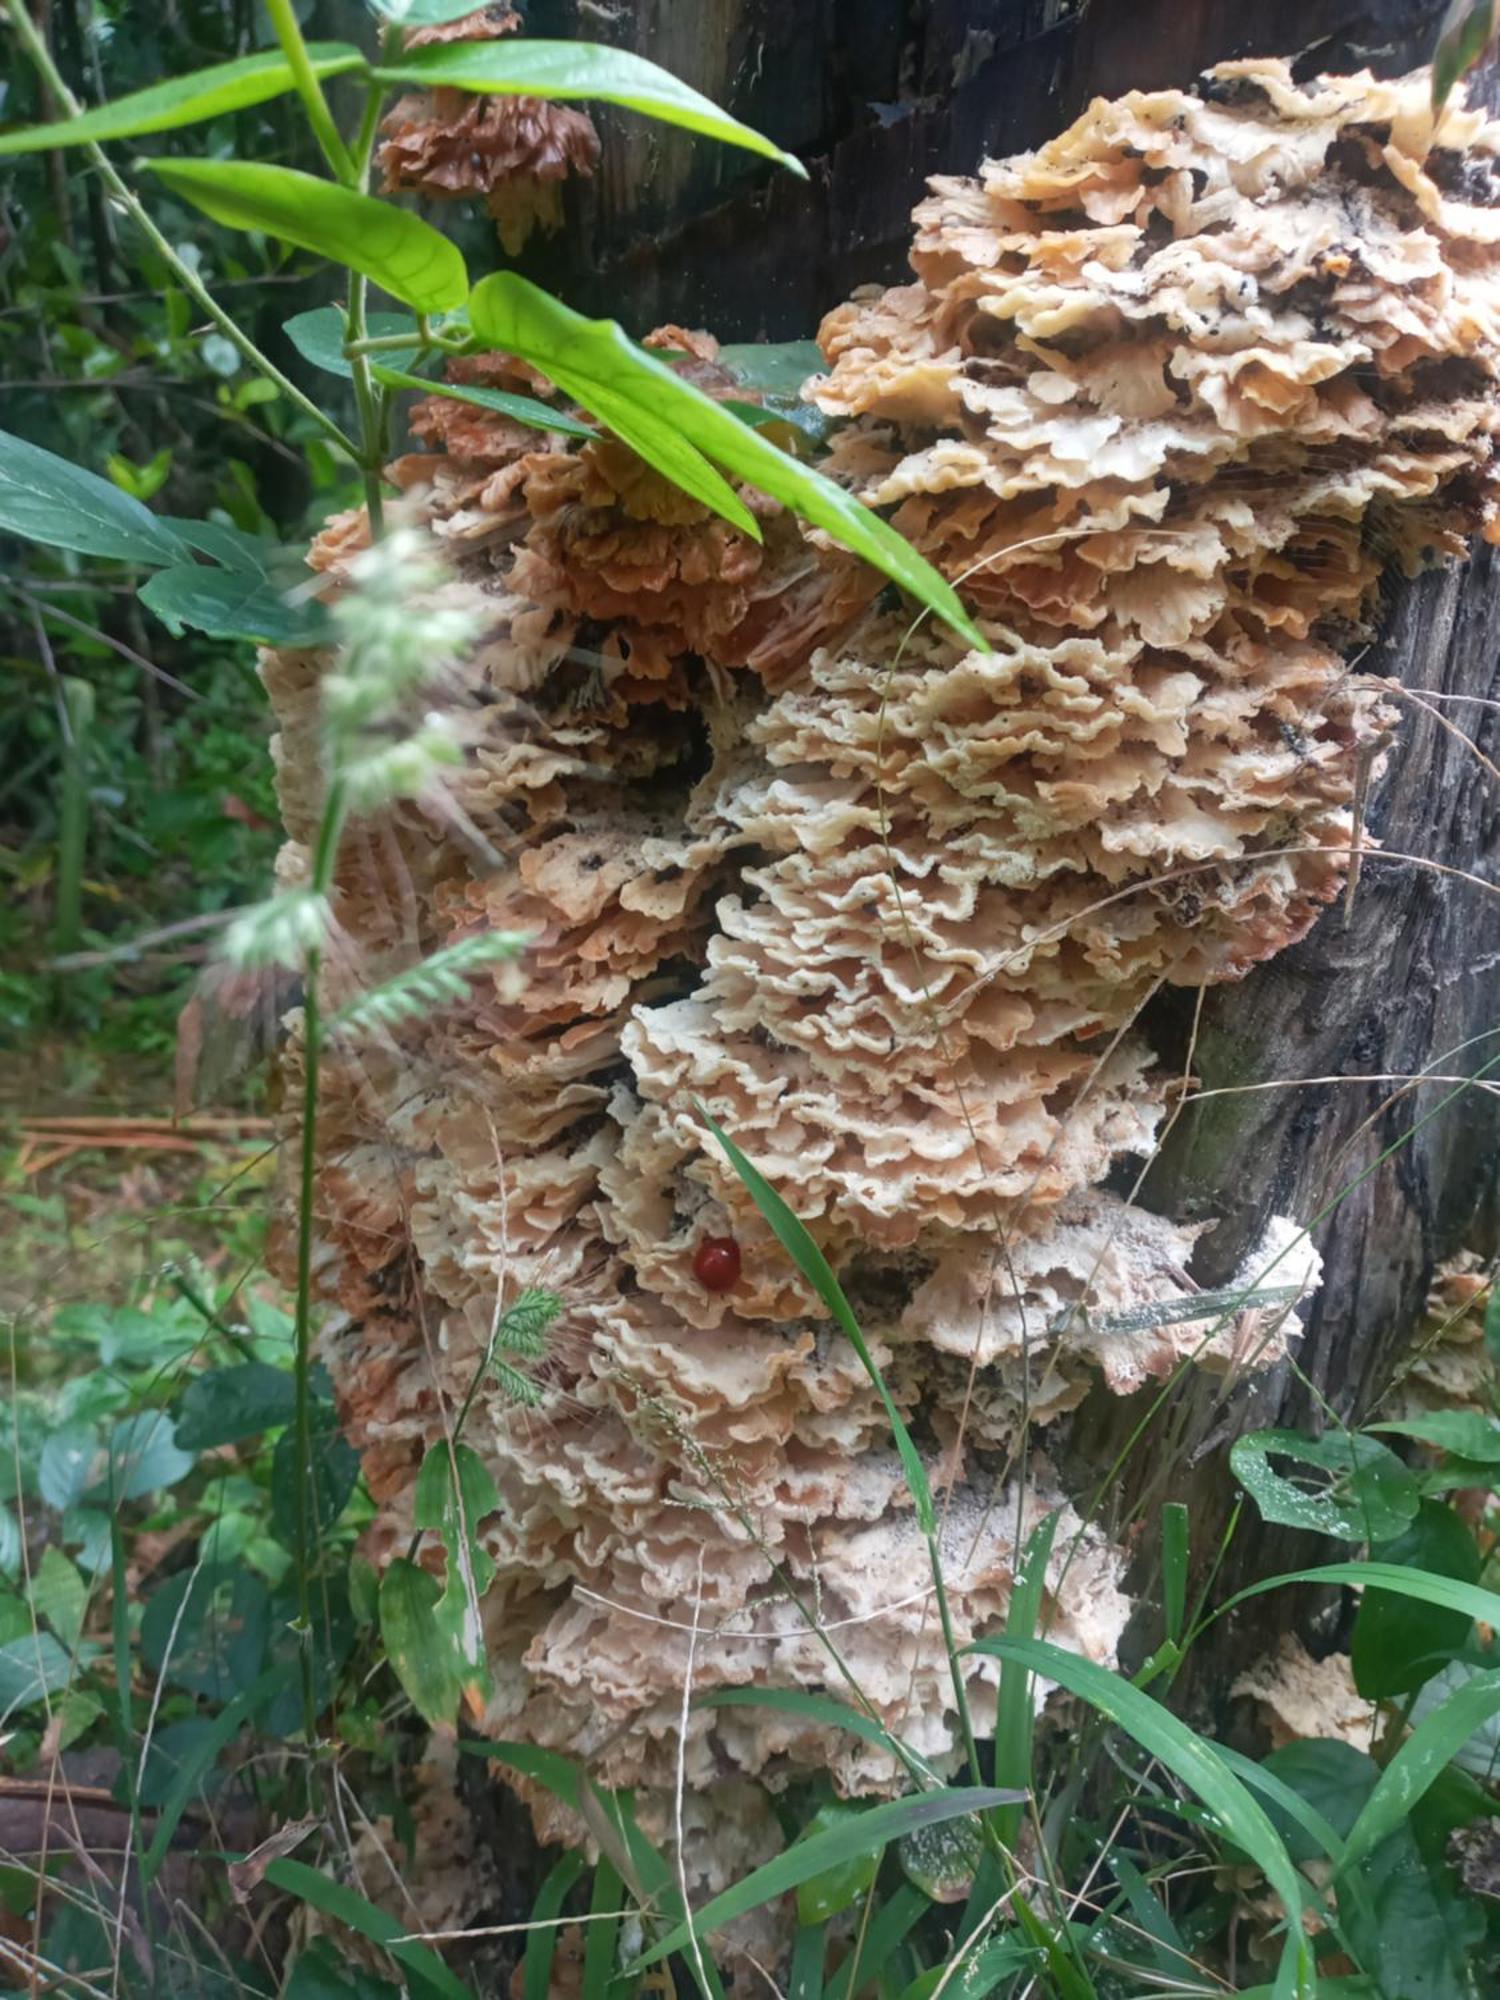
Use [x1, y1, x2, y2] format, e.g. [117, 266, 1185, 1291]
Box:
[144, 160, 469, 313]
[1230, 1428, 1418, 1542]
[1433, 0, 1500, 114]
[0, 427, 190, 564]
[1370, 1412, 1500, 1463]
[175, 1363, 297, 1451]
[372, 365, 597, 440]
[28, 1548, 86, 1652]
[140, 561, 325, 646]
[378, 1557, 460, 1728]
[374, 41, 805, 176]
[0, 45, 367, 155]
[466, 274, 984, 646]
[1350, 1500, 1478, 1699]
[285, 307, 423, 382]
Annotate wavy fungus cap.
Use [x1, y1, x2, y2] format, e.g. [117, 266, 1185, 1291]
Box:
[261, 56, 1500, 1879]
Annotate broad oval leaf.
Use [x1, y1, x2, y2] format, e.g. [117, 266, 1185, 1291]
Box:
[367, 0, 511, 22]
[1350, 1499, 1478, 1699]
[1230, 1427, 1419, 1543]
[1370, 1412, 1500, 1463]
[39, 1424, 98, 1513]
[467, 274, 984, 647]
[141, 1564, 269, 1701]
[0, 1630, 76, 1714]
[144, 160, 469, 314]
[98, 1410, 196, 1502]
[175, 1362, 297, 1451]
[140, 560, 325, 646]
[270, 1410, 360, 1547]
[378, 1557, 460, 1729]
[285, 306, 423, 383]
[970, 1636, 1313, 2000]
[372, 364, 597, 440]
[375, 42, 805, 176]
[0, 45, 366, 155]
[0, 427, 190, 564]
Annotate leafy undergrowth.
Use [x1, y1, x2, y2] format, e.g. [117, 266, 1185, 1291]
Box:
[6, 1092, 1500, 1999]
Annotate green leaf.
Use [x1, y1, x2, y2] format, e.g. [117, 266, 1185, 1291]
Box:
[1231, 1559, 1500, 1634]
[285, 306, 424, 381]
[1371, 1413, 1500, 1463]
[287, 1940, 405, 1999]
[896, 1939, 1040, 2000]
[0, 1507, 18, 1585]
[1161, 1501, 1190, 1645]
[413, 1441, 500, 1534]
[99, 1410, 196, 1502]
[1230, 1428, 1419, 1543]
[718, 342, 828, 397]
[794, 1802, 883, 1924]
[969, 1637, 1312, 2000]
[0, 427, 190, 564]
[28, 1548, 86, 1652]
[0, 45, 367, 155]
[466, 275, 984, 647]
[1484, 1281, 1500, 1369]
[264, 1858, 475, 2000]
[142, 1565, 269, 1703]
[374, 42, 805, 176]
[140, 560, 324, 647]
[699, 1108, 937, 1534]
[898, 1811, 984, 1903]
[1433, 0, 1500, 114]
[0, 1630, 75, 1713]
[371, 366, 597, 440]
[825, 1883, 928, 2000]
[1238, 1741, 1373, 1866]
[144, 160, 469, 314]
[39, 1425, 96, 1512]
[175, 1363, 297, 1451]
[368, 0, 513, 22]
[1342, 1666, 1500, 1878]
[328, 932, 531, 1042]
[1350, 1501, 1478, 1699]
[379, 1558, 460, 1728]
[270, 1409, 360, 1547]
[632, 1790, 1020, 1971]
[141, 1663, 293, 1884]
[521, 1852, 586, 2000]
[993, 1509, 1058, 1847]
[1344, 1821, 1484, 2000]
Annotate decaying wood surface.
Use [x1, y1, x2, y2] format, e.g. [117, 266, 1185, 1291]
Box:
[511, 0, 1500, 1688]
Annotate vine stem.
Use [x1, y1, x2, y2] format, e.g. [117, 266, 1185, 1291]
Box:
[263, 0, 356, 182]
[0, 0, 359, 459]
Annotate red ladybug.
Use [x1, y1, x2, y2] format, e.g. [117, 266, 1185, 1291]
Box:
[692, 1235, 741, 1293]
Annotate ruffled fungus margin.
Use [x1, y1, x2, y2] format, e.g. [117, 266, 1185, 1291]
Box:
[263, 59, 1500, 1859]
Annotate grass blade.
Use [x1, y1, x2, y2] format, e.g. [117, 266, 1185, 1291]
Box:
[631, 1789, 1019, 1971]
[1161, 1503, 1189, 1644]
[265, 1857, 473, 1999]
[969, 1639, 1312, 2000]
[522, 1852, 585, 2000]
[993, 1509, 1058, 1846]
[1339, 1665, 1500, 1877]
[700, 1110, 936, 1534]
[696, 1686, 923, 1768]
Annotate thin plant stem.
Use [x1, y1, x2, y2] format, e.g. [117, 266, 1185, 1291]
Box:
[0, 0, 358, 459]
[263, 0, 355, 182]
[289, 776, 349, 1760]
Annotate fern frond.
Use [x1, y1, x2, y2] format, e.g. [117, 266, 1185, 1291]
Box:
[326, 931, 529, 1041]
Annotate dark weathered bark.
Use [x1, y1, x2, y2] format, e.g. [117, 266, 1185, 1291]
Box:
[514, 0, 1500, 1690]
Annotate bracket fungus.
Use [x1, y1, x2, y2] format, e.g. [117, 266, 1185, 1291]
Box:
[264, 59, 1500, 1859]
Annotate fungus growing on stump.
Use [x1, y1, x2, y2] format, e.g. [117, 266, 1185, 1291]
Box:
[263, 60, 1500, 1859]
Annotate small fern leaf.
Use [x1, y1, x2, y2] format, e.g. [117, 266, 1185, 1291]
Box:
[497, 1287, 563, 1358]
[327, 930, 529, 1041]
